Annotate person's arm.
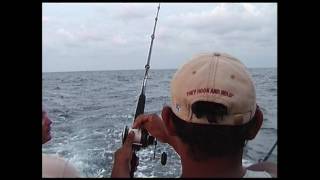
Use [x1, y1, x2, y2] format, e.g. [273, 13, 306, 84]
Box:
[111, 131, 135, 178]
[132, 114, 170, 143]
[247, 162, 277, 177]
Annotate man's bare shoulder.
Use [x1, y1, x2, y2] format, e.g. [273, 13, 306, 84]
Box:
[42, 154, 79, 177]
[247, 162, 277, 177]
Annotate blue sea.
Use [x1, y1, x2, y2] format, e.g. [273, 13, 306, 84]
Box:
[42, 68, 277, 177]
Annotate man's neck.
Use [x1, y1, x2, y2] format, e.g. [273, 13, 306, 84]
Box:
[180, 153, 245, 178]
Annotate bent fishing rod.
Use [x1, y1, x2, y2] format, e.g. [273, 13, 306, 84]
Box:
[121, 3, 166, 178]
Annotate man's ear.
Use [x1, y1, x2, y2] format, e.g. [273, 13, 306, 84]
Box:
[161, 106, 177, 137]
[161, 106, 186, 155]
[246, 105, 263, 140]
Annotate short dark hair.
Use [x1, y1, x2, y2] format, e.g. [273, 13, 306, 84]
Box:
[170, 101, 256, 161]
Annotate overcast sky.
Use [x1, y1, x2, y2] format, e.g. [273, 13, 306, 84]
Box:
[42, 3, 277, 72]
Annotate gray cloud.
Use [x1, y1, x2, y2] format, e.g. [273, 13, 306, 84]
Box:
[116, 4, 154, 20]
[43, 3, 277, 72]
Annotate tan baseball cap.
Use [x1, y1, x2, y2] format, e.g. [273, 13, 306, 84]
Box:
[170, 52, 256, 125]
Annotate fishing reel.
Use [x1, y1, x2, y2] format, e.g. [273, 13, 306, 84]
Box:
[122, 126, 167, 165]
[122, 126, 154, 148]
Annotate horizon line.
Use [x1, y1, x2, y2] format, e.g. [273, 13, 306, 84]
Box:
[43, 67, 277, 73]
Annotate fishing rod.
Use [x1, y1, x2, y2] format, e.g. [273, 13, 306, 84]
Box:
[260, 140, 277, 162]
[121, 3, 166, 178]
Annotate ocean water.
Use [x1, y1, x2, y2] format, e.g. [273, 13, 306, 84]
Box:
[42, 68, 277, 177]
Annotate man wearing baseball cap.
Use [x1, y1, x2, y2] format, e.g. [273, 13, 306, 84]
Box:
[112, 52, 277, 177]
